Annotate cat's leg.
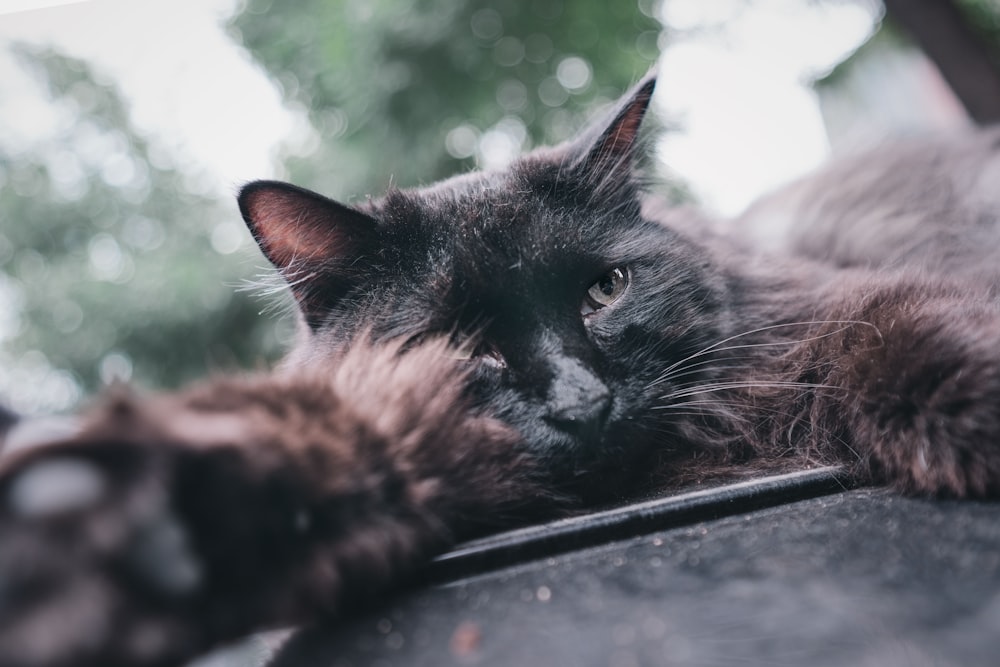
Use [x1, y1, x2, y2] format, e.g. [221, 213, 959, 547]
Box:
[0, 341, 553, 667]
[801, 281, 1000, 497]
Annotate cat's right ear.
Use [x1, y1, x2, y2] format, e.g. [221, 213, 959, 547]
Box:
[238, 180, 378, 321]
[564, 71, 657, 199]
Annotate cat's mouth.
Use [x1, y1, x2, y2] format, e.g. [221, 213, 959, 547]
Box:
[527, 414, 656, 501]
[529, 412, 619, 473]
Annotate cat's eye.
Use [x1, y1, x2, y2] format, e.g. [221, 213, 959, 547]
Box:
[582, 267, 629, 315]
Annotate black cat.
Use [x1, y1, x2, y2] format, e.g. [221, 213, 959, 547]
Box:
[1, 71, 999, 667]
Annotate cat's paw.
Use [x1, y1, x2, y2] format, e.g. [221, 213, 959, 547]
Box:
[869, 419, 1000, 498]
[0, 443, 209, 667]
[848, 303, 1000, 497]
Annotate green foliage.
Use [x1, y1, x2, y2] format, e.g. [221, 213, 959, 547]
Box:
[0, 46, 288, 413]
[228, 0, 661, 199]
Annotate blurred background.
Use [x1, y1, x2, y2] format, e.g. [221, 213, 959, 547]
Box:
[0, 0, 996, 417]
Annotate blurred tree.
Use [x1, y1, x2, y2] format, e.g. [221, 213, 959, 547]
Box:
[0, 45, 288, 415]
[813, 0, 1000, 148]
[883, 0, 1000, 123]
[227, 0, 662, 200]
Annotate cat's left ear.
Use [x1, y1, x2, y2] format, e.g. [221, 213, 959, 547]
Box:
[568, 70, 657, 195]
[238, 180, 379, 325]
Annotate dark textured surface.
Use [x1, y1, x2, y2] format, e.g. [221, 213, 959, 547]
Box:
[428, 467, 851, 582]
[271, 488, 1000, 667]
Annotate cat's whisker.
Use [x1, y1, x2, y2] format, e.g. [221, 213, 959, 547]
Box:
[652, 365, 754, 386]
[650, 406, 751, 424]
[650, 352, 819, 391]
[647, 356, 763, 389]
[655, 398, 805, 425]
[646, 411, 735, 423]
[661, 367, 827, 395]
[660, 380, 841, 403]
[653, 395, 858, 464]
[654, 396, 785, 417]
[653, 320, 877, 386]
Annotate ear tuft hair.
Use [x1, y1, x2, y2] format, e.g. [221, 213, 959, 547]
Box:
[570, 71, 658, 196]
[239, 181, 377, 272]
[238, 181, 379, 321]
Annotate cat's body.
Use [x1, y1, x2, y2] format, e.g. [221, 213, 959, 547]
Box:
[736, 127, 1000, 276]
[1, 72, 1000, 666]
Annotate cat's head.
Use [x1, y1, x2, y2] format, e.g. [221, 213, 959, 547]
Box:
[238, 73, 728, 496]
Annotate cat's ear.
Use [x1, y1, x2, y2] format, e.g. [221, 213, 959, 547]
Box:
[568, 71, 657, 195]
[238, 180, 377, 322]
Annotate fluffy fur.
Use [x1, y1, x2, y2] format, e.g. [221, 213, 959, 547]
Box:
[0, 340, 553, 666]
[1, 72, 1000, 665]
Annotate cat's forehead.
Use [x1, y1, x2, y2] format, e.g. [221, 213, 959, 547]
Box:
[353, 175, 558, 321]
[383, 170, 535, 230]
[373, 164, 617, 263]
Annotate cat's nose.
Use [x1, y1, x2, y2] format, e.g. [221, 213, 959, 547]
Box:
[545, 357, 612, 438]
[547, 392, 612, 438]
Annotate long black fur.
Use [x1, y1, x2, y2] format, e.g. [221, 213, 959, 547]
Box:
[1, 72, 999, 666]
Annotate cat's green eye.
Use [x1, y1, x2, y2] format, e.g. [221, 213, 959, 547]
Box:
[583, 267, 629, 315]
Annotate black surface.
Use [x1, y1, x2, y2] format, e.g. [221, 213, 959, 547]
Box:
[428, 466, 851, 583]
[272, 485, 1000, 667]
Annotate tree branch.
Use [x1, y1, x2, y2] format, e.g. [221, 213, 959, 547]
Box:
[883, 0, 1000, 124]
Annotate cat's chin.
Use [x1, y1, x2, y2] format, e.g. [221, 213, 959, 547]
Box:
[522, 419, 641, 495]
[523, 419, 597, 465]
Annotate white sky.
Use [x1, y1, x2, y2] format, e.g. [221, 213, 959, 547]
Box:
[0, 0, 878, 214]
[655, 0, 877, 213]
[0, 0, 296, 192]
